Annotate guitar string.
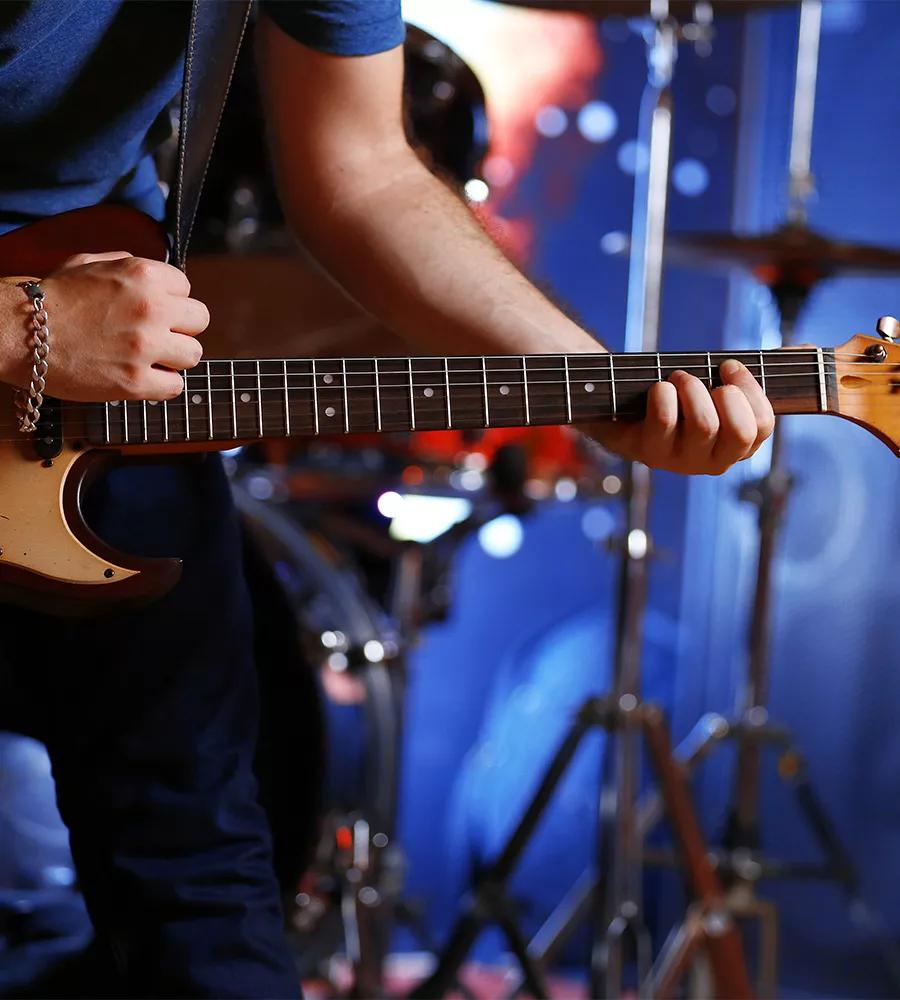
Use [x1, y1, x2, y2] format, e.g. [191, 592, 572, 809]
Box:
[178, 355, 887, 377]
[171, 349, 889, 366]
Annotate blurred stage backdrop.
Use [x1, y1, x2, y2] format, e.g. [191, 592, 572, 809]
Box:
[1, 2, 899, 997]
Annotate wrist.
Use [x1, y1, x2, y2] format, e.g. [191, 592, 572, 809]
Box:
[0, 279, 34, 388]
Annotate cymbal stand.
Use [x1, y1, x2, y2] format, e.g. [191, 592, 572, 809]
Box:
[649, 4, 900, 994]
[497, 5, 742, 996]
[590, 5, 682, 993]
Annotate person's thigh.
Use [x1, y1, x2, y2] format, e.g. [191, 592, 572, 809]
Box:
[0, 455, 299, 999]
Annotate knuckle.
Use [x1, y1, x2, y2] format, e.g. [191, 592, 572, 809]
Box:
[126, 328, 151, 356]
[693, 415, 718, 441]
[128, 257, 155, 282]
[120, 364, 143, 396]
[737, 424, 757, 449]
[130, 295, 155, 321]
[64, 252, 91, 268]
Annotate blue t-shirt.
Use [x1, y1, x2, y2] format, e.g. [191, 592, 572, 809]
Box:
[0, 1, 404, 234]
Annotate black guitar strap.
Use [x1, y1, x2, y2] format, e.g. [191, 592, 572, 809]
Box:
[167, 0, 254, 270]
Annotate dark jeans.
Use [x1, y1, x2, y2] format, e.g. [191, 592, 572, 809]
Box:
[0, 455, 299, 999]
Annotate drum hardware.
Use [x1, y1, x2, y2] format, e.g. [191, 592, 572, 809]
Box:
[653, 3, 900, 994]
[409, 696, 753, 1000]
[590, 4, 723, 995]
[236, 460, 529, 997]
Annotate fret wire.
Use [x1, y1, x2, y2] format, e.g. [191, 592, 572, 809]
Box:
[707, 351, 713, 389]
[311, 359, 320, 434]
[482, 356, 490, 427]
[374, 359, 382, 432]
[162, 398, 169, 443]
[656, 353, 662, 383]
[206, 366, 214, 440]
[230, 361, 238, 439]
[122, 400, 129, 444]
[444, 357, 452, 429]
[104, 402, 110, 444]
[282, 360, 291, 436]
[141, 400, 148, 444]
[342, 358, 351, 433]
[522, 356, 531, 425]
[408, 357, 416, 431]
[759, 351, 766, 395]
[817, 347, 827, 411]
[563, 356, 572, 423]
[183, 374, 190, 441]
[255, 361, 263, 436]
[609, 354, 617, 421]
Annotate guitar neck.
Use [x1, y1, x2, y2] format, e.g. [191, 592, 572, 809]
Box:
[81, 349, 836, 447]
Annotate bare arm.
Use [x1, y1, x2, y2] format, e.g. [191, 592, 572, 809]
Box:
[256, 17, 774, 475]
[256, 24, 596, 358]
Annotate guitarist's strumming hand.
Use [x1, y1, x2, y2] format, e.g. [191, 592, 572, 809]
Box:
[0, 252, 209, 402]
[582, 358, 775, 476]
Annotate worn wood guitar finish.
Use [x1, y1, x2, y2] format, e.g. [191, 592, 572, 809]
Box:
[0, 205, 897, 615]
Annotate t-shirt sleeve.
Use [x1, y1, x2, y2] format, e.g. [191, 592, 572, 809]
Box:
[261, 0, 405, 56]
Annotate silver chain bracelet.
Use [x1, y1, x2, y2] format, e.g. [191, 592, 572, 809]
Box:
[15, 280, 51, 434]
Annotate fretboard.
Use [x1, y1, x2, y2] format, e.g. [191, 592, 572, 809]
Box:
[82, 350, 835, 447]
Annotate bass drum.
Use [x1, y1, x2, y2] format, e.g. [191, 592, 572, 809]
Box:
[238, 482, 404, 895]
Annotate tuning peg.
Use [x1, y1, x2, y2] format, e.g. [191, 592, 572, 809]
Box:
[876, 316, 900, 341]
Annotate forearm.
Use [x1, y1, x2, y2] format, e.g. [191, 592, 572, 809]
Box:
[280, 149, 602, 358]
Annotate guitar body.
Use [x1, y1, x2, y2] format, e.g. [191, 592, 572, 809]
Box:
[0, 207, 181, 615]
[0, 429, 182, 615]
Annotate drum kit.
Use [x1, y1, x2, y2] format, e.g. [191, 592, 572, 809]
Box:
[189, 1, 900, 997]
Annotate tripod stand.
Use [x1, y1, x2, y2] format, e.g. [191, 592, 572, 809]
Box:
[411, 695, 752, 1000]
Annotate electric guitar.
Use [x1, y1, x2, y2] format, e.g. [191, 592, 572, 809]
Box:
[0, 204, 897, 615]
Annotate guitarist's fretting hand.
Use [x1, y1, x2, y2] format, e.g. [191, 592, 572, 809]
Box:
[1, 251, 209, 402]
[583, 358, 775, 476]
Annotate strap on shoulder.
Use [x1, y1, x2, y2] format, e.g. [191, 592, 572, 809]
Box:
[168, 0, 254, 269]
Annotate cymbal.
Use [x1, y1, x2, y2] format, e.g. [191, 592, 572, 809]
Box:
[664, 223, 900, 285]
[493, 0, 794, 19]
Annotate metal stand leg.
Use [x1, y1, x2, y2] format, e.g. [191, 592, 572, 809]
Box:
[414, 698, 754, 1000]
[593, 5, 683, 993]
[411, 699, 613, 1000]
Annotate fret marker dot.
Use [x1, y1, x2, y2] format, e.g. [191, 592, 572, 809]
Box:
[585, 382, 595, 393]
[148, 400, 158, 406]
[325, 406, 336, 417]
[323, 374, 334, 385]
[423, 387, 434, 398]
[110, 401, 119, 407]
[240, 392, 252, 403]
[499, 385, 510, 396]
[191, 394, 203, 405]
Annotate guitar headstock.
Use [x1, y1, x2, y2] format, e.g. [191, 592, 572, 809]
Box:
[833, 317, 900, 455]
